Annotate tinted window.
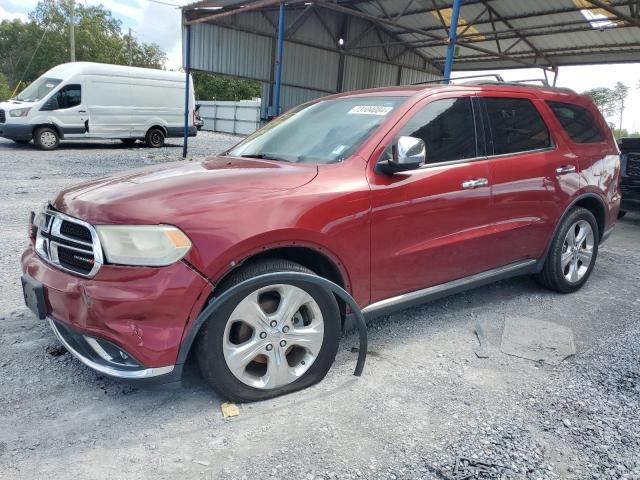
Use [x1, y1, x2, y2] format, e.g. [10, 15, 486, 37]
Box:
[484, 98, 550, 155]
[546, 101, 604, 143]
[48, 84, 82, 110]
[397, 97, 476, 164]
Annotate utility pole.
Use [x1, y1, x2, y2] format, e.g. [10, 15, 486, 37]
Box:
[128, 28, 133, 65]
[69, 0, 76, 62]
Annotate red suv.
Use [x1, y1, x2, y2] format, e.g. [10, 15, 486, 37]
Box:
[21, 83, 621, 401]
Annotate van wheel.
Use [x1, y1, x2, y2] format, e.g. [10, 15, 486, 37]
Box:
[34, 127, 59, 150]
[196, 259, 341, 402]
[145, 128, 165, 148]
[120, 138, 136, 146]
[535, 207, 599, 293]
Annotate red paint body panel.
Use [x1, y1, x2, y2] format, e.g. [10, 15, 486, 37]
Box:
[22, 84, 621, 370]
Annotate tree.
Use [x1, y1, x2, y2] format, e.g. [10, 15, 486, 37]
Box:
[610, 81, 629, 131]
[0, 72, 10, 100]
[0, 0, 165, 92]
[583, 87, 615, 116]
[192, 71, 261, 101]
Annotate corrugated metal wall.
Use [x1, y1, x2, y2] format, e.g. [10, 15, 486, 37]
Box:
[187, 7, 441, 118]
[198, 100, 261, 135]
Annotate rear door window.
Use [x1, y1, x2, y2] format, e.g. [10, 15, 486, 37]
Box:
[546, 101, 604, 143]
[396, 97, 477, 164]
[482, 97, 551, 155]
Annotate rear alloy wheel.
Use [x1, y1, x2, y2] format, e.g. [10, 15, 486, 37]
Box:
[197, 259, 340, 402]
[535, 207, 599, 293]
[145, 127, 165, 148]
[34, 127, 59, 150]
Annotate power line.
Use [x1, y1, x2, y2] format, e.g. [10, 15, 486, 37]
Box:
[146, 0, 183, 7]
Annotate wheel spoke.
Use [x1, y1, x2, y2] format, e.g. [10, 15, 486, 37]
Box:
[287, 324, 324, 356]
[230, 292, 270, 330]
[276, 285, 311, 325]
[565, 225, 576, 246]
[574, 222, 589, 247]
[264, 347, 294, 388]
[561, 249, 573, 269]
[224, 337, 266, 377]
[569, 258, 580, 282]
[578, 249, 593, 265]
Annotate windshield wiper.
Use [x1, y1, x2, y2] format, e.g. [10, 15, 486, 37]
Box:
[239, 154, 291, 162]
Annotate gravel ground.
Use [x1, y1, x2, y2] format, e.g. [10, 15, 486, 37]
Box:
[0, 133, 639, 479]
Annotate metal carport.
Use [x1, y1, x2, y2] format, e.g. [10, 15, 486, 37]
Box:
[180, 0, 640, 155]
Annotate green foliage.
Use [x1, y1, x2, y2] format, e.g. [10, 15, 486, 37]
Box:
[610, 127, 640, 139]
[0, 72, 10, 100]
[0, 0, 165, 92]
[583, 82, 630, 130]
[192, 71, 261, 101]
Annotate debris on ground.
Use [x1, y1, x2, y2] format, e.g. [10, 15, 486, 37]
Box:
[221, 402, 240, 419]
[473, 323, 490, 358]
[500, 316, 576, 365]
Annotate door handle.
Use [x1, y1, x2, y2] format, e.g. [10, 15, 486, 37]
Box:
[78, 110, 86, 113]
[555, 165, 576, 175]
[461, 178, 489, 189]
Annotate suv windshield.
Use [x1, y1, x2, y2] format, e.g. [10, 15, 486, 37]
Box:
[15, 77, 62, 102]
[228, 96, 406, 164]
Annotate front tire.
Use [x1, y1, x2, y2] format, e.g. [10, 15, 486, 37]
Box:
[196, 259, 341, 402]
[535, 207, 599, 293]
[33, 127, 59, 150]
[145, 127, 165, 148]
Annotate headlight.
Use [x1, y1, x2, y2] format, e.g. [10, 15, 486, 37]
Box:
[9, 107, 31, 118]
[95, 225, 192, 267]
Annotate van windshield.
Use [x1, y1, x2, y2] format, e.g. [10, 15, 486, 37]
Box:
[15, 77, 62, 102]
[227, 96, 405, 164]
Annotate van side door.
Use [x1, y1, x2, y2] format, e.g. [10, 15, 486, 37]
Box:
[478, 93, 578, 264]
[85, 76, 133, 138]
[41, 83, 88, 138]
[367, 92, 499, 304]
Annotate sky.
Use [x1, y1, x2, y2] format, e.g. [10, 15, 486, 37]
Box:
[1, 0, 639, 132]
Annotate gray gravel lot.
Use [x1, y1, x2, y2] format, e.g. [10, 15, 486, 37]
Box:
[0, 134, 639, 479]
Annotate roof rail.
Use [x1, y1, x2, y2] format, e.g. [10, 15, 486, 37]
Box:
[463, 80, 577, 94]
[411, 73, 504, 85]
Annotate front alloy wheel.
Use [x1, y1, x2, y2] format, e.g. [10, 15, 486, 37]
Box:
[223, 284, 324, 390]
[197, 259, 340, 402]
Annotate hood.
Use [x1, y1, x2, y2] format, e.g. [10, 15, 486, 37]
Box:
[53, 156, 318, 225]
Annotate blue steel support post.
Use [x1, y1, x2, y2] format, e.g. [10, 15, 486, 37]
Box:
[273, 2, 285, 116]
[443, 0, 462, 83]
[182, 24, 191, 158]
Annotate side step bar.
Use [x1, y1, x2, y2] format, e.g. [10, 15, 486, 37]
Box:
[362, 259, 538, 319]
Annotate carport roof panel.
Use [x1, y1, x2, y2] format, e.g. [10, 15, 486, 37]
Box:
[183, 0, 640, 71]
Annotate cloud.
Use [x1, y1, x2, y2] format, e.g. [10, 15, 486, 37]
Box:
[133, 0, 187, 69]
[0, 5, 29, 22]
[85, 0, 145, 23]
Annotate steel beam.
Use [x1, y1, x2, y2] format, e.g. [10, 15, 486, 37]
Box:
[273, 1, 285, 116]
[587, 0, 640, 27]
[182, 24, 191, 159]
[443, 0, 462, 82]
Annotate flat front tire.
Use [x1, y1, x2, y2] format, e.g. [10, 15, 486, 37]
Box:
[196, 259, 341, 402]
[535, 207, 599, 293]
[34, 127, 59, 150]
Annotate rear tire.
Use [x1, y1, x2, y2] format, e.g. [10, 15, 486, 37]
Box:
[145, 127, 165, 148]
[33, 127, 59, 150]
[196, 259, 341, 402]
[535, 207, 599, 293]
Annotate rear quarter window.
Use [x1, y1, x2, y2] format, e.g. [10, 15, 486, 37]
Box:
[483, 97, 551, 155]
[546, 101, 604, 143]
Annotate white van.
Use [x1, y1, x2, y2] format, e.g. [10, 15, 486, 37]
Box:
[0, 62, 196, 150]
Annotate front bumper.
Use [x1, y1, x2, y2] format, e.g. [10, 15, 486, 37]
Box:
[0, 123, 33, 141]
[47, 316, 180, 382]
[22, 244, 212, 381]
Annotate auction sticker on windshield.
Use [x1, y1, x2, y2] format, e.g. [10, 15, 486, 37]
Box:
[348, 105, 394, 115]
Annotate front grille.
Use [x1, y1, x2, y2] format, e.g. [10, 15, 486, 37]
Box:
[0, 109, 5, 123]
[626, 154, 640, 177]
[35, 208, 103, 277]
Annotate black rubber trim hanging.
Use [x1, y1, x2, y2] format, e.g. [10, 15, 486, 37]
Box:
[176, 272, 368, 377]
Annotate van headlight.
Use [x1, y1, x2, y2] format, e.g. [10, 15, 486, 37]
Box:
[95, 225, 192, 267]
[9, 107, 31, 117]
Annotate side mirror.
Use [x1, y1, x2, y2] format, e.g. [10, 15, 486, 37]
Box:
[379, 136, 426, 174]
[41, 97, 59, 111]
